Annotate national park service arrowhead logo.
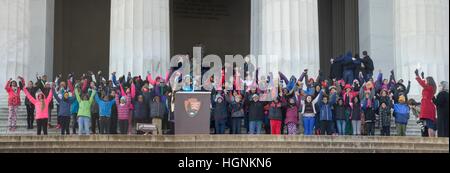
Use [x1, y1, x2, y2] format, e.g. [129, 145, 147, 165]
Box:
[184, 98, 201, 118]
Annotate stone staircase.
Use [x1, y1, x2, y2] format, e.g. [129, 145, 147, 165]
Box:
[0, 135, 447, 153]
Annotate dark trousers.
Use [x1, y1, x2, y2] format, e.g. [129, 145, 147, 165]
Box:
[320, 120, 334, 135]
[72, 113, 78, 134]
[56, 105, 60, 125]
[365, 72, 373, 82]
[231, 118, 243, 134]
[60, 116, 71, 135]
[99, 117, 110, 134]
[26, 105, 35, 129]
[91, 113, 99, 134]
[365, 122, 375, 136]
[36, 119, 48, 135]
[110, 113, 118, 134]
[119, 120, 128, 134]
[381, 126, 391, 136]
[48, 108, 52, 124]
[343, 70, 354, 85]
[215, 120, 226, 134]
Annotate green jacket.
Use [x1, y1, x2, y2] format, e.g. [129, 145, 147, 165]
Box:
[76, 89, 96, 117]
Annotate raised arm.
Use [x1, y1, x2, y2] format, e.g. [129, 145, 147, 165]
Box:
[298, 71, 306, 83]
[119, 84, 126, 97]
[75, 89, 81, 102]
[313, 90, 323, 105]
[52, 88, 62, 103]
[416, 76, 428, 88]
[91, 73, 97, 84]
[88, 90, 96, 104]
[81, 79, 88, 93]
[278, 72, 289, 86]
[67, 79, 74, 93]
[375, 72, 383, 91]
[131, 82, 136, 99]
[329, 93, 337, 105]
[112, 73, 119, 86]
[45, 87, 54, 104]
[403, 81, 411, 95]
[359, 85, 365, 100]
[147, 73, 156, 86]
[23, 87, 37, 104]
[4, 80, 11, 91]
[94, 93, 102, 104]
[115, 93, 120, 106]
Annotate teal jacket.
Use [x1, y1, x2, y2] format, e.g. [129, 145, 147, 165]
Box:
[94, 94, 116, 117]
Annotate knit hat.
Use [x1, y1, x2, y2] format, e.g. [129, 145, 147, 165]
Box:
[344, 84, 352, 90]
[329, 86, 337, 91]
[398, 95, 406, 103]
[215, 95, 224, 102]
[338, 80, 345, 86]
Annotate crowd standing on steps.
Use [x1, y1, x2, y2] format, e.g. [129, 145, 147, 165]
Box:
[3, 51, 449, 137]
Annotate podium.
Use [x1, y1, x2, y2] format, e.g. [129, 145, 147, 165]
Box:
[174, 92, 211, 134]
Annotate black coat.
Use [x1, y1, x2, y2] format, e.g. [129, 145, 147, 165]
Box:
[330, 61, 343, 80]
[434, 91, 449, 137]
[334, 105, 346, 120]
[248, 101, 266, 121]
[362, 56, 374, 74]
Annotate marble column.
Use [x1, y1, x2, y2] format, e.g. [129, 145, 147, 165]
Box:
[359, 0, 395, 76]
[251, 0, 320, 78]
[393, 0, 449, 95]
[110, 0, 170, 77]
[0, 0, 54, 88]
[359, 0, 449, 96]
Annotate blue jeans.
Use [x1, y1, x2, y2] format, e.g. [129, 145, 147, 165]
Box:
[231, 118, 243, 134]
[249, 121, 262, 134]
[78, 116, 91, 135]
[343, 70, 354, 84]
[352, 120, 361, 135]
[215, 120, 226, 134]
[336, 120, 346, 135]
[303, 117, 315, 135]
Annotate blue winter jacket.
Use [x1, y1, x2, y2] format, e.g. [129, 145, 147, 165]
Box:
[394, 103, 410, 125]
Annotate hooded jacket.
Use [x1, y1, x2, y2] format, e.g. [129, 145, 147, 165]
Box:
[24, 87, 53, 120]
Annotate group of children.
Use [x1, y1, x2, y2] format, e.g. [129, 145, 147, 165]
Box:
[5, 71, 170, 135]
[4, 53, 447, 137]
[208, 68, 422, 136]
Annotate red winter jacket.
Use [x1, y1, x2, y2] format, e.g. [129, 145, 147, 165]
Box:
[5, 81, 21, 106]
[416, 77, 436, 121]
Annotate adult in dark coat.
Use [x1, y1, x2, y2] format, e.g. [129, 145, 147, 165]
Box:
[434, 81, 449, 137]
[361, 51, 374, 81]
[330, 56, 343, 80]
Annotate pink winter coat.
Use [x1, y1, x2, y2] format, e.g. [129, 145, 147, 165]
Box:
[24, 87, 53, 120]
[116, 94, 132, 120]
[4, 81, 21, 106]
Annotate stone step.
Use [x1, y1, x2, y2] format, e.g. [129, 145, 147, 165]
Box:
[0, 147, 446, 153]
[1, 135, 447, 143]
[0, 135, 447, 153]
[0, 141, 447, 150]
